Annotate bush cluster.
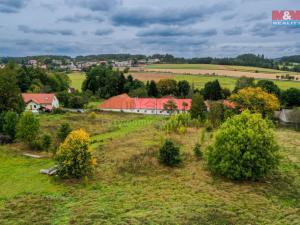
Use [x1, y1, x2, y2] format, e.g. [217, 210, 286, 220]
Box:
[159, 139, 182, 167]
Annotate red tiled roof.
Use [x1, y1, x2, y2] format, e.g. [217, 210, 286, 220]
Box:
[22, 93, 55, 105]
[98, 94, 191, 111]
[98, 94, 135, 109]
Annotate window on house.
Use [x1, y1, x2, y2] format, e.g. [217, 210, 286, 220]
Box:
[137, 110, 140, 112]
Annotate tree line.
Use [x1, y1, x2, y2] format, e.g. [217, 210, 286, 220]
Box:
[2, 53, 300, 72]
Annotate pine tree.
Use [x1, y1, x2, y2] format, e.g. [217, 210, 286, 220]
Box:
[147, 80, 158, 97]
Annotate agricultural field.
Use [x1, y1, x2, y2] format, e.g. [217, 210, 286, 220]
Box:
[0, 112, 300, 224]
[143, 64, 300, 80]
[146, 63, 298, 74]
[131, 72, 300, 90]
[68, 71, 300, 92]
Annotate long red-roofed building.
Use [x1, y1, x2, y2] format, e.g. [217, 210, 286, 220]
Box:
[98, 94, 191, 115]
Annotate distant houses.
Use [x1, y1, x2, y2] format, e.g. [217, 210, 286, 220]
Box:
[22, 93, 59, 113]
[98, 94, 191, 115]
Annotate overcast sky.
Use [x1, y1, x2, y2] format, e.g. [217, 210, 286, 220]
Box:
[0, 0, 299, 58]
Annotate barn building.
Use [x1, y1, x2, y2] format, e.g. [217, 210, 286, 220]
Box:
[98, 94, 191, 115]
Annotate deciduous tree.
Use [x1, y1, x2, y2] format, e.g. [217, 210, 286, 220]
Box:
[230, 87, 280, 117]
[207, 111, 279, 180]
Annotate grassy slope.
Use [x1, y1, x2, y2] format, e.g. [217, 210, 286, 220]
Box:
[0, 112, 300, 224]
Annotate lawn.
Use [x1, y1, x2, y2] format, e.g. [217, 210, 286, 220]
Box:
[68, 72, 85, 91]
[0, 112, 300, 224]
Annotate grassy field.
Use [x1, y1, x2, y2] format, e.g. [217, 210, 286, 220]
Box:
[0, 112, 300, 224]
[68, 72, 85, 91]
[146, 64, 286, 74]
[69, 72, 300, 92]
[132, 72, 300, 90]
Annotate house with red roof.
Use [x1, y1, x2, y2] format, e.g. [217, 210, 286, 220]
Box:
[98, 94, 191, 115]
[22, 93, 59, 113]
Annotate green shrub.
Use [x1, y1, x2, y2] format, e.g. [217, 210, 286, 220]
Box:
[164, 113, 192, 133]
[204, 120, 213, 132]
[52, 108, 65, 114]
[30, 140, 43, 151]
[159, 139, 182, 167]
[88, 112, 96, 120]
[55, 129, 96, 178]
[177, 126, 187, 135]
[190, 93, 207, 120]
[57, 123, 72, 142]
[207, 111, 280, 180]
[16, 112, 39, 145]
[3, 111, 19, 140]
[193, 143, 202, 160]
[41, 134, 52, 151]
[207, 102, 225, 128]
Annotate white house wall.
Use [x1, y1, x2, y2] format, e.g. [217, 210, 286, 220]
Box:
[25, 102, 41, 113]
[52, 96, 60, 108]
[100, 108, 187, 116]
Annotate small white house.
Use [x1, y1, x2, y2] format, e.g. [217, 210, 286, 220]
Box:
[22, 93, 59, 113]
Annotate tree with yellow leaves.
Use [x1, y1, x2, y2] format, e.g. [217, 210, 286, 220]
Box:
[230, 87, 280, 117]
[55, 129, 96, 178]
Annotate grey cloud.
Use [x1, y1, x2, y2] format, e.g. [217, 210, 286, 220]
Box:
[0, 0, 28, 13]
[3, 38, 86, 55]
[94, 28, 114, 36]
[250, 22, 279, 37]
[223, 27, 243, 35]
[58, 14, 104, 23]
[221, 14, 236, 21]
[137, 27, 217, 37]
[244, 12, 268, 22]
[111, 3, 231, 27]
[141, 37, 209, 48]
[18, 25, 75, 36]
[65, 0, 122, 11]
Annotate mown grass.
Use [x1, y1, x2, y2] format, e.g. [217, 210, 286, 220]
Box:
[1, 112, 299, 224]
[68, 72, 85, 91]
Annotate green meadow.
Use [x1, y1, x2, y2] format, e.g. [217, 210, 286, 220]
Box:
[1, 112, 300, 224]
